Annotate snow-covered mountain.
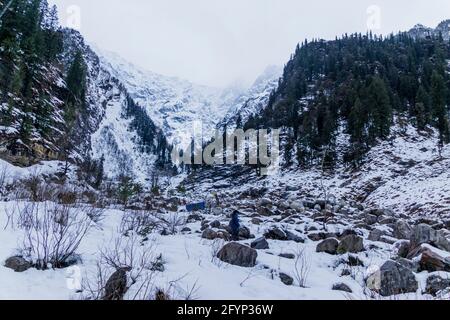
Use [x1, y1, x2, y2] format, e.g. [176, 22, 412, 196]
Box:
[94, 48, 245, 150]
[408, 20, 450, 40]
[61, 30, 171, 184]
[218, 65, 282, 130]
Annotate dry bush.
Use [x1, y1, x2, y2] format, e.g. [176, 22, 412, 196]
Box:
[14, 201, 93, 269]
[162, 211, 187, 235]
[120, 210, 162, 236]
[82, 233, 159, 300]
[294, 246, 311, 288]
[0, 162, 9, 193]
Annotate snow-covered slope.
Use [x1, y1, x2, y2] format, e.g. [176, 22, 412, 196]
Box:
[408, 20, 450, 40]
[94, 48, 244, 150]
[219, 65, 282, 130]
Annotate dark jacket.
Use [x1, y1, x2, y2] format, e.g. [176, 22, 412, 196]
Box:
[229, 211, 240, 240]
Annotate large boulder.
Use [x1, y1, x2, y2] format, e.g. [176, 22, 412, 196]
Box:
[393, 220, 412, 240]
[4, 256, 32, 272]
[337, 235, 364, 254]
[377, 260, 418, 296]
[425, 275, 450, 296]
[332, 283, 353, 293]
[103, 268, 129, 300]
[285, 230, 305, 243]
[202, 228, 218, 240]
[217, 243, 257, 267]
[251, 237, 269, 250]
[316, 238, 339, 255]
[418, 248, 450, 272]
[410, 224, 450, 252]
[279, 273, 294, 286]
[264, 227, 287, 241]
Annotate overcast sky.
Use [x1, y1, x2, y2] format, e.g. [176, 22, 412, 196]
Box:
[49, 0, 450, 88]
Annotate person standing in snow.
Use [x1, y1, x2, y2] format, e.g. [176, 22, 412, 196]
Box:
[229, 210, 240, 241]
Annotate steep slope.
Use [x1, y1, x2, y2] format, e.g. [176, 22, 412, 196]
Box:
[62, 30, 171, 183]
[408, 20, 450, 40]
[94, 48, 243, 150]
[218, 65, 282, 130]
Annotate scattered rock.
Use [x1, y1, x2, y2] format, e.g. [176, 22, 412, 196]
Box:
[316, 238, 339, 255]
[308, 232, 327, 242]
[279, 273, 294, 286]
[210, 220, 221, 228]
[393, 220, 412, 240]
[217, 243, 257, 268]
[4, 256, 32, 272]
[103, 268, 129, 300]
[279, 253, 295, 259]
[425, 275, 450, 296]
[337, 235, 364, 254]
[365, 214, 378, 225]
[202, 228, 218, 240]
[285, 230, 305, 243]
[332, 283, 353, 293]
[264, 227, 287, 241]
[377, 260, 418, 297]
[418, 248, 450, 272]
[368, 229, 385, 242]
[410, 224, 450, 252]
[347, 254, 365, 267]
[251, 237, 269, 250]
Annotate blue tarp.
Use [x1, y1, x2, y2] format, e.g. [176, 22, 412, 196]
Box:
[186, 201, 206, 212]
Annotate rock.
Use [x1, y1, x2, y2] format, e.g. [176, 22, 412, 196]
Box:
[279, 253, 295, 259]
[308, 232, 327, 242]
[339, 229, 358, 239]
[217, 243, 257, 268]
[285, 230, 305, 243]
[290, 201, 304, 211]
[410, 224, 450, 252]
[347, 254, 365, 267]
[202, 228, 218, 240]
[187, 214, 202, 223]
[337, 235, 364, 254]
[316, 238, 339, 255]
[368, 229, 385, 241]
[251, 218, 263, 225]
[425, 275, 450, 296]
[279, 273, 294, 286]
[103, 268, 129, 300]
[210, 220, 221, 228]
[418, 248, 450, 272]
[341, 269, 351, 276]
[259, 198, 273, 207]
[239, 226, 252, 239]
[332, 283, 353, 293]
[211, 207, 223, 216]
[393, 220, 412, 240]
[394, 258, 419, 273]
[377, 260, 418, 297]
[4, 256, 32, 272]
[181, 227, 191, 232]
[257, 207, 273, 216]
[264, 227, 287, 241]
[251, 237, 269, 250]
[394, 240, 411, 258]
[365, 214, 378, 226]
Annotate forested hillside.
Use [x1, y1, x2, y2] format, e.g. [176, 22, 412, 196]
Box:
[245, 31, 450, 168]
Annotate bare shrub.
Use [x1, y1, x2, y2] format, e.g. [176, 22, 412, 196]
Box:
[162, 211, 187, 235]
[294, 246, 311, 288]
[82, 233, 158, 300]
[120, 210, 162, 236]
[210, 239, 225, 265]
[0, 162, 9, 193]
[17, 202, 93, 269]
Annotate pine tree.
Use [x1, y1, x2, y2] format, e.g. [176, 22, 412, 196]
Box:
[431, 71, 450, 146]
